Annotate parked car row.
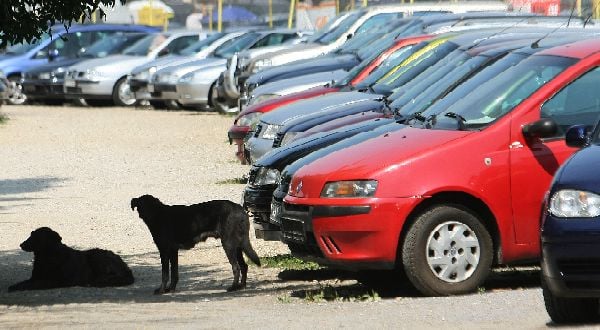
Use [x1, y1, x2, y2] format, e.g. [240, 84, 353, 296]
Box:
[215, 8, 600, 324]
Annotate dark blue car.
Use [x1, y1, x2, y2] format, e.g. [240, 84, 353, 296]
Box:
[541, 123, 600, 324]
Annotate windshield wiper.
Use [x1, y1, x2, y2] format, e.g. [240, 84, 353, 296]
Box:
[444, 112, 467, 131]
[402, 111, 426, 125]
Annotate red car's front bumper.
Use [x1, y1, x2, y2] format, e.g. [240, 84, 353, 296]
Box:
[280, 196, 420, 270]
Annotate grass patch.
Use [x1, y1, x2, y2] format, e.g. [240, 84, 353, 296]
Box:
[299, 284, 380, 303]
[216, 175, 248, 184]
[0, 112, 7, 124]
[260, 254, 321, 271]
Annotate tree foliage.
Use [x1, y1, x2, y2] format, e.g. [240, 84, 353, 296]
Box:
[0, 0, 126, 47]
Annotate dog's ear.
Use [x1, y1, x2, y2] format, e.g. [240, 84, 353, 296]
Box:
[131, 197, 138, 211]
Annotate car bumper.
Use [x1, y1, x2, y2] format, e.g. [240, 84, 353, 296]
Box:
[63, 78, 115, 98]
[541, 216, 600, 297]
[244, 184, 281, 241]
[148, 83, 178, 100]
[177, 80, 212, 106]
[228, 125, 250, 143]
[22, 79, 65, 99]
[278, 196, 420, 270]
[245, 137, 274, 164]
[130, 79, 152, 100]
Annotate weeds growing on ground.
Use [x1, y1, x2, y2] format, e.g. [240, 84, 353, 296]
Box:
[302, 284, 380, 302]
[0, 113, 7, 124]
[260, 254, 321, 271]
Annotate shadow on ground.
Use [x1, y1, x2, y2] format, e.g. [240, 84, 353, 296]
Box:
[0, 177, 67, 196]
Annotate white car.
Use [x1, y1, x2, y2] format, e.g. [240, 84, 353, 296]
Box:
[63, 31, 203, 106]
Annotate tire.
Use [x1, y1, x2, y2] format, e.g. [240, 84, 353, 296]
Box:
[164, 100, 181, 110]
[112, 77, 136, 107]
[71, 98, 88, 107]
[402, 205, 493, 296]
[6, 76, 27, 105]
[542, 279, 599, 324]
[210, 82, 233, 114]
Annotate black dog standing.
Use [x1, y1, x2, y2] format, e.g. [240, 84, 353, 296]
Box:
[8, 227, 134, 291]
[131, 194, 261, 294]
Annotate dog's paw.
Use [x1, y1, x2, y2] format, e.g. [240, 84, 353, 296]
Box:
[226, 284, 243, 292]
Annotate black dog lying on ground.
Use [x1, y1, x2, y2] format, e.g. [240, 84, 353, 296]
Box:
[8, 227, 134, 292]
[131, 194, 261, 294]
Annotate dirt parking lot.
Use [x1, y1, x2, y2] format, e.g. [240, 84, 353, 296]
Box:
[0, 104, 577, 328]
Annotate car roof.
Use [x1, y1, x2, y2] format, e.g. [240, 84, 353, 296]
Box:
[537, 38, 600, 58]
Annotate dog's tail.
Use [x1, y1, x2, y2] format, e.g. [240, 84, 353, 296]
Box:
[243, 238, 261, 266]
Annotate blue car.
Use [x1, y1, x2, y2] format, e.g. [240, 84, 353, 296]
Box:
[541, 123, 600, 324]
[0, 23, 159, 104]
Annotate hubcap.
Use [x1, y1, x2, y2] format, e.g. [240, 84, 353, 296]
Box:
[118, 81, 136, 106]
[7, 81, 26, 105]
[426, 221, 480, 283]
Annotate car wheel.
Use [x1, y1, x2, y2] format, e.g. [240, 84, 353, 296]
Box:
[542, 279, 599, 324]
[6, 76, 27, 105]
[112, 77, 136, 107]
[165, 100, 181, 110]
[71, 98, 87, 107]
[210, 82, 233, 114]
[402, 205, 493, 296]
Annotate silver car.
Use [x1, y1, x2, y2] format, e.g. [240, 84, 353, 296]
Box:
[148, 30, 306, 110]
[63, 31, 203, 106]
[128, 32, 243, 108]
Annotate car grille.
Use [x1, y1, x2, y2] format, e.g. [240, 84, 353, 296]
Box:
[272, 132, 285, 148]
[248, 166, 259, 185]
[280, 217, 305, 243]
[557, 258, 600, 289]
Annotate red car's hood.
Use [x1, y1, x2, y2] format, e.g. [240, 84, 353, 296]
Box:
[291, 127, 472, 198]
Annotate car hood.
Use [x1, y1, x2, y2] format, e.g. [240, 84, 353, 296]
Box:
[261, 91, 379, 125]
[553, 144, 600, 194]
[69, 55, 151, 74]
[248, 53, 358, 85]
[291, 127, 471, 198]
[251, 70, 347, 97]
[156, 57, 226, 75]
[25, 58, 84, 73]
[130, 55, 188, 74]
[252, 43, 333, 67]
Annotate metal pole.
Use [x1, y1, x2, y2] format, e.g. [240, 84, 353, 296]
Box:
[335, 0, 339, 14]
[218, 0, 223, 32]
[269, 0, 273, 28]
[288, 0, 295, 29]
[209, 5, 213, 31]
[363, 0, 368, 7]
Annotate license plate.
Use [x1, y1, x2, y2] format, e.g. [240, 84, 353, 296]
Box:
[147, 84, 154, 92]
[270, 200, 282, 225]
[64, 80, 76, 87]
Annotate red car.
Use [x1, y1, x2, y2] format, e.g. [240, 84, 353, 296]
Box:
[279, 38, 600, 296]
[228, 35, 432, 163]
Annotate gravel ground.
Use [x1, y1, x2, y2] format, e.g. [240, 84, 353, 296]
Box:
[0, 104, 588, 328]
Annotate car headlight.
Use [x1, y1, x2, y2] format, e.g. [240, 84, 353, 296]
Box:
[236, 112, 262, 129]
[157, 73, 180, 84]
[253, 167, 280, 186]
[549, 189, 600, 218]
[260, 124, 281, 140]
[321, 180, 378, 198]
[248, 93, 280, 106]
[280, 132, 299, 146]
[39, 72, 51, 80]
[252, 59, 272, 73]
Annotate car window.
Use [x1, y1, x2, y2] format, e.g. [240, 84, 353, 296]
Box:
[178, 33, 225, 55]
[315, 11, 363, 44]
[541, 66, 600, 137]
[38, 32, 86, 58]
[355, 13, 403, 35]
[123, 33, 167, 56]
[251, 33, 286, 48]
[214, 32, 260, 58]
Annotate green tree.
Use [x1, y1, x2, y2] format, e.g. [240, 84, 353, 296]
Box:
[0, 0, 126, 47]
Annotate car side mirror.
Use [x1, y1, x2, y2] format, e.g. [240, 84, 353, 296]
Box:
[565, 124, 589, 148]
[158, 48, 170, 57]
[48, 49, 59, 61]
[522, 118, 558, 139]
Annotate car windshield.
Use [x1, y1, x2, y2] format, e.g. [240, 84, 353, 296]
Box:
[122, 33, 167, 56]
[371, 39, 459, 95]
[314, 11, 363, 45]
[305, 13, 349, 43]
[388, 50, 471, 104]
[4, 33, 49, 55]
[350, 42, 427, 89]
[80, 33, 146, 58]
[178, 33, 225, 56]
[419, 54, 576, 131]
[213, 32, 259, 58]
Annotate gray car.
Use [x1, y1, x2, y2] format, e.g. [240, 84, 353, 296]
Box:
[63, 31, 203, 106]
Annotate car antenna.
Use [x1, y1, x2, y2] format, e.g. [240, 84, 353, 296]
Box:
[583, 0, 599, 28]
[531, 1, 577, 49]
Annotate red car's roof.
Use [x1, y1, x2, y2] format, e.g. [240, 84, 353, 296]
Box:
[537, 38, 600, 59]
